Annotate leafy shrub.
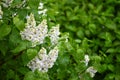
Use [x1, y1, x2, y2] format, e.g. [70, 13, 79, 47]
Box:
[0, 0, 120, 80]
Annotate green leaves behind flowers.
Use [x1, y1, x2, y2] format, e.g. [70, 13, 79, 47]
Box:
[13, 16, 25, 31]
[26, 49, 37, 60]
[11, 41, 30, 54]
[21, 48, 37, 65]
[0, 24, 11, 39]
[24, 71, 49, 80]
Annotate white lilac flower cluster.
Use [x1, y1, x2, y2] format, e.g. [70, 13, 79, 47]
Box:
[84, 55, 90, 66]
[1, 0, 26, 8]
[81, 55, 97, 78]
[0, 6, 3, 19]
[38, 2, 47, 16]
[20, 12, 60, 72]
[27, 46, 59, 72]
[20, 13, 60, 47]
[86, 66, 97, 78]
[20, 13, 48, 47]
[48, 25, 60, 45]
[1, 0, 13, 8]
[19, 1, 60, 73]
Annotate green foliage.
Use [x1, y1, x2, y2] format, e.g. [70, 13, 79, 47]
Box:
[0, 24, 11, 39]
[13, 16, 25, 31]
[24, 71, 49, 80]
[0, 0, 120, 80]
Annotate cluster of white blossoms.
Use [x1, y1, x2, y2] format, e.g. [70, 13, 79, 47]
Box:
[19, 1, 60, 72]
[20, 13, 60, 47]
[38, 2, 47, 16]
[1, 0, 26, 8]
[20, 13, 48, 47]
[20, 12, 60, 72]
[84, 55, 97, 78]
[84, 55, 90, 66]
[27, 46, 59, 72]
[0, 6, 3, 19]
[48, 25, 60, 45]
[86, 66, 97, 78]
[1, 0, 13, 8]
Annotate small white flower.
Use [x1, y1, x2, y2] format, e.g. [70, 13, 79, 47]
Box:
[38, 9, 47, 16]
[84, 55, 90, 66]
[38, 2, 44, 9]
[38, 2, 47, 16]
[26, 15, 30, 19]
[0, 6, 3, 19]
[48, 24, 60, 45]
[86, 66, 97, 78]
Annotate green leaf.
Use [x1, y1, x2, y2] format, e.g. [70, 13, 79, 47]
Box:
[76, 28, 85, 39]
[75, 39, 81, 43]
[17, 67, 29, 75]
[58, 54, 70, 68]
[22, 51, 30, 65]
[108, 64, 114, 72]
[0, 41, 8, 56]
[106, 48, 116, 53]
[65, 42, 74, 51]
[116, 54, 120, 62]
[57, 69, 68, 79]
[105, 20, 116, 30]
[105, 32, 113, 41]
[82, 38, 89, 49]
[24, 71, 49, 80]
[115, 75, 120, 80]
[72, 49, 84, 63]
[9, 28, 21, 45]
[28, 0, 40, 9]
[88, 24, 96, 34]
[11, 41, 30, 54]
[104, 73, 115, 80]
[23, 71, 35, 80]
[91, 55, 102, 62]
[13, 16, 25, 31]
[6, 69, 15, 80]
[65, 25, 77, 32]
[15, 74, 20, 80]
[27, 49, 37, 60]
[81, 73, 92, 80]
[0, 24, 11, 39]
[34, 70, 49, 80]
[97, 64, 107, 73]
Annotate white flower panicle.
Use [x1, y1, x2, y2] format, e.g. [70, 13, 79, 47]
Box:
[38, 2, 47, 16]
[1, 0, 13, 8]
[2, 0, 26, 8]
[38, 47, 48, 60]
[86, 66, 97, 78]
[0, 6, 3, 19]
[20, 13, 48, 47]
[20, 13, 60, 72]
[48, 46, 59, 64]
[26, 13, 36, 28]
[84, 55, 90, 66]
[38, 2, 44, 9]
[48, 25, 60, 45]
[27, 46, 59, 72]
[20, 13, 60, 47]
